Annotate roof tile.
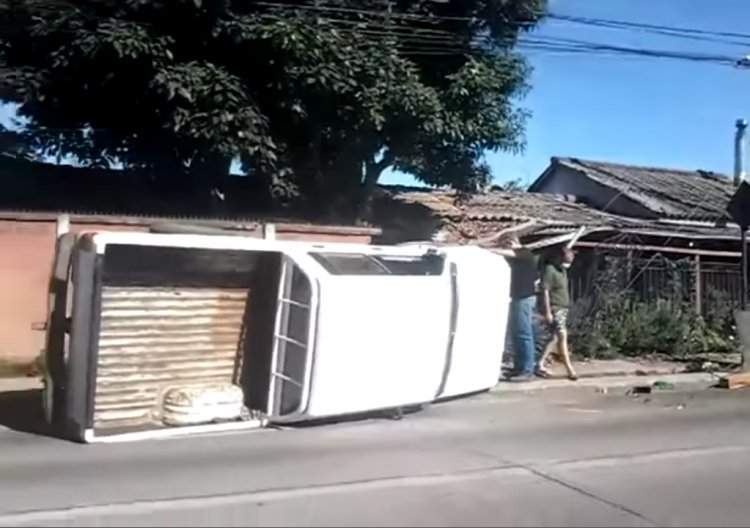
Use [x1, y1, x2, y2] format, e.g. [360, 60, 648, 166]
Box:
[551, 157, 734, 220]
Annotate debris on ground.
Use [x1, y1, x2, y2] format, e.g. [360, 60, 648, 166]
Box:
[627, 379, 676, 396]
[628, 385, 652, 395]
[718, 372, 750, 390]
[684, 353, 740, 373]
[701, 361, 719, 373]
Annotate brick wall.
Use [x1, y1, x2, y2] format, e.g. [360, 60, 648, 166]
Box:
[0, 219, 56, 369]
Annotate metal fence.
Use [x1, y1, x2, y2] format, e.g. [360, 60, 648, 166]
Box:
[568, 253, 742, 316]
[502, 251, 741, 364]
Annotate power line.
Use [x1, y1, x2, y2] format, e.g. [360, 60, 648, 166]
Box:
[253, 1, 750, 45]
[547, 13, 750, 43]
[253, 1, 481, 24]
[0, 2, 746, 68]
[248, 3, 749, 66]
[314, 22, 739, 66]
[8, 0, 750, 48]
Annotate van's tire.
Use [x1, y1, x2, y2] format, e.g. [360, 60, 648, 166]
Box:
[42, 373, 54, 425]
[385, 404, 424, 421]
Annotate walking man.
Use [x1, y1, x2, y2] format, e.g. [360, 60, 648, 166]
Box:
[538, 246, 578, 381]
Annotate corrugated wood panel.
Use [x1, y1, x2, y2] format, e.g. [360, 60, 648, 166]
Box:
[93, 287, 248, 430]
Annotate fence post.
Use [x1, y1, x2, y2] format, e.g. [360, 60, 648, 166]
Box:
[625, 250, 633, 287]
[263, 223, 276, 240]
[694, 254, 702, 316]
[56, 214, 70, 237]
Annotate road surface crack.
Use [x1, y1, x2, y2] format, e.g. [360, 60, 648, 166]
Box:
[521, 464, 660, 527]
[462, 446, 660, 527]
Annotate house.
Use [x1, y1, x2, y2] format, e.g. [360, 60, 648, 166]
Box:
[529, 157, 735, 224]
[525, 157, 746, 314]
[375, 182, 742, 254]
[375, 180, 745, 317]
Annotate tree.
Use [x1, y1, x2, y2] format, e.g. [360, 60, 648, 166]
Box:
[0, 123, 35, 160]
[493, 178, 526, 192]
[0, 0, 546, 220]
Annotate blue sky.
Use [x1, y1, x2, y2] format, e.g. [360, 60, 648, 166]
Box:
[385, 0, 750, 187]
[4, 0, 750, 188]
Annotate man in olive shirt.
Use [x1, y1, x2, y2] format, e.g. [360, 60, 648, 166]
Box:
[538, 246, 578, 381]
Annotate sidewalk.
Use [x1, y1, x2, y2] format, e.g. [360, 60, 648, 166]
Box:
[540, 358, 688, 378]
[495, 358, 722, 393]
[493, 372, 720, 394]
[0, 358, 726, 395]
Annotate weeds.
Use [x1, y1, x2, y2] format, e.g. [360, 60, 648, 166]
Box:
[567, 256, 736, 360]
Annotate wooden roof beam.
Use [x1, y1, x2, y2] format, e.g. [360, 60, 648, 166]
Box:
[574, 241, 741, 258]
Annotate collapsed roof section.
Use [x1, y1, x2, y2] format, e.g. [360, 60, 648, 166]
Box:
[377, 186, 742, 256]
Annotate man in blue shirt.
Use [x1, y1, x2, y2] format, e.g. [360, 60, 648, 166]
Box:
[497, 235, 538, 381]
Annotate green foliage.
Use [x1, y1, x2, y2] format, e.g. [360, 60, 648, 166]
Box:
[0, 123, 36, 160]
[492, 178, 526, 191]
[568, 282, 736, 360]
[0, 0, 546, 216]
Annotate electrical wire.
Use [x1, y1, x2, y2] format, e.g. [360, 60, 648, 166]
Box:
[307, 21, 740, 66]
[0, 1, 746, 68]
[253, 0, 750, 43]
[244, 4, 748, 66]
[547, 13, 750, 43]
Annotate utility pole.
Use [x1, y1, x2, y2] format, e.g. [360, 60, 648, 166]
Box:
[734, 119, 747, 187]
[736, 119, 748, 312]
[727, 118, 750, 377]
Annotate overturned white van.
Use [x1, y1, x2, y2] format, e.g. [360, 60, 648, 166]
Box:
[42, 231, 510, 443]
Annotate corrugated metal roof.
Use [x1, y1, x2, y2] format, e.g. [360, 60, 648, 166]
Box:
[542, 157, 734, 220]
[385, 186, 627, 226]
[0, 157, 381, 235]
[382, 186, 743, 245]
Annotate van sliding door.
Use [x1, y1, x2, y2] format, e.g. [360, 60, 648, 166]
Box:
[267, 256, 316, 418]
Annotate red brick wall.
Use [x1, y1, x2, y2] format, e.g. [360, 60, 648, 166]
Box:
[0, 217, 375, 366]
[0, 220, 56, 367]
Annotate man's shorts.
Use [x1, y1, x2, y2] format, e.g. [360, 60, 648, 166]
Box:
[550, 307, 569, 334]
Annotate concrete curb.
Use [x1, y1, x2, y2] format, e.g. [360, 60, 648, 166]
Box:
[0, 372, 726, 396]
[491, 372, 723, 394]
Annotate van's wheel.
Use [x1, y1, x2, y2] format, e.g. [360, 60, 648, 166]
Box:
[42, 373, 54, 425]
[384, 405, 425, 421]
[388, 407, 404, 420]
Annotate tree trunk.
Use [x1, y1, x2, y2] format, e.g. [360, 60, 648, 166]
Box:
[188, 151, 232, 216]
[357, 150, 393, 225]
[304, 152, 362, 223]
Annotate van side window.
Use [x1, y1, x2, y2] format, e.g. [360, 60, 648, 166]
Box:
[309, 253, 444, 276]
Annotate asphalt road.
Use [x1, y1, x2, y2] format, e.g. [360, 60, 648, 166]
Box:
[0, 386, 749, 527]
